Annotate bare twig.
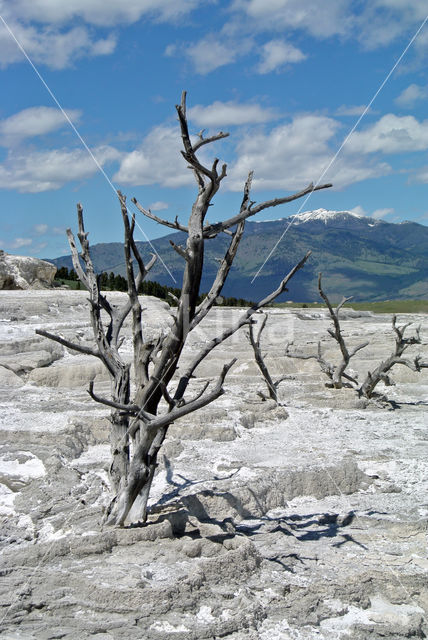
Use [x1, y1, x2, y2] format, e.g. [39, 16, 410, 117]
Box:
[35, 328, 99, 358]
[248, 315, 282, 403]
[203, 181, 332, 238]
[360, 315, 428, 398]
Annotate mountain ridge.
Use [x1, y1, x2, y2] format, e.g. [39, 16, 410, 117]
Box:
[47, 210, 428, 302]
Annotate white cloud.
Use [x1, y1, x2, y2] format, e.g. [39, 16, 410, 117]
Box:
[113, 126, 193, 188]
[256, 39, 306, 73]
[0, 19, 116, 69]
[0, 1, 205, 68]
[350, 205, 394, 219]
[372, 207, 394, 219]
[230, 0, 428, 54]
[232, 0, 351, 38]
[234, 0, 348, 38]
[227, 114, 390, 191]
[33, 223, 48, 235]
[189, 101, 278, 127]
[149, 201, 169, 211]
[395, 84, 428, 108]
[413, 166, 428, 183]
[350, 205, 366, 216]
[354, 1, 428, 50]
[0, 107, 81, 145]
[182, 34, 246, 74]
[346, 114, 428, 154]
[6, 237, 33, 249]
[10, 0, 203, 27]
[372, 0, 428, 22]
[0, 145, 121, 192]
[336, 105, 369, 117]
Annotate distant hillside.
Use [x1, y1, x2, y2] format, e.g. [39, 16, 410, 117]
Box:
[48, 209, 428, 302]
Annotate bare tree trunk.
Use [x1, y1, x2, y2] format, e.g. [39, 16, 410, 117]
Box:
[248, 314, 288, 403]
[38, 92, 332, 528]
[359, 315, 428, 398]
[285, 274, 368, 388]
[317, 274, 368, 388]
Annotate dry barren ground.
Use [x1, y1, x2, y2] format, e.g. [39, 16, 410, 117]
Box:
[0, 290, 427, 639]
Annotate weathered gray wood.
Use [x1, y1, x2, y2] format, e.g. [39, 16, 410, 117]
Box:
[42, 92, 332, 527]
[286, 275, 368, 389]
[360, 315, 428, 398]
[248, 315, 281, 402]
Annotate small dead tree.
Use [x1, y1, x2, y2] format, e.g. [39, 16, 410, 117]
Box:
[247, 314, 289, 403]
[359, 315, 428, 398]
[285, 273, 368, 388]
[37, 92, 331, 527]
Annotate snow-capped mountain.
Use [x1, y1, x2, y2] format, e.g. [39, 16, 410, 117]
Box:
[50, 212, 428, 302]
[288, 208, 377, 225]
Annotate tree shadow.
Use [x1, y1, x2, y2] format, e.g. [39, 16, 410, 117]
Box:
[145, 458, 371, 557]
[236, 510, 369, 551]
[154, 455, 240, 508]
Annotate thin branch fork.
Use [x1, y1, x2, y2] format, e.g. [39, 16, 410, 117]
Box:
[176, 91, 228, 186]
[317, 273, 368, 388]
[173, 251, 312, 402]
[360, 315, 428, 398]
[131, 198, 188, 233]
[170, 240, 190, 261]
[36, 328, 99, 358]
[88, 381, 139, 414]
[284, 341, 360, 386]
[150, 357, 236, 432]
[202, 180, 332, 238]
[129, 358, 237, 438]
[191, 219, 246, 329]
[248, 314, 282, 402]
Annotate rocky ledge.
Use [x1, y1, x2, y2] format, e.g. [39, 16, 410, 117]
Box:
[0, 250, 56, 290]
[0, 290, 427, 639]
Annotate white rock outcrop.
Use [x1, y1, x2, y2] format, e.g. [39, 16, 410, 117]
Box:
[0, 250, 56, 289]
[0, 291, 427, 640]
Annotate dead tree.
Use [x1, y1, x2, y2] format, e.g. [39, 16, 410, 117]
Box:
[285, 273, 368, 388]
[37, 92, 331, 527]
[359, 315, 428, 398]
[247, 314, 289, 403]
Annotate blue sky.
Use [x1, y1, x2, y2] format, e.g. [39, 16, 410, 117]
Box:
[1, 0, 428, 261]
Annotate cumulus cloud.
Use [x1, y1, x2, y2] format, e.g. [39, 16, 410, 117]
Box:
[0, 145, 121, 192]
[232, 0, 351, 38]
[350, 205, 394, 219]
[0, 0, 203, 70]
[0, 107, 81, 145]
[33, 223, 49, 235]
[336, 105, 369, 117]
[395, 84, 428, 108]
[148, 201, 169, 211]
[227, 114, 339, 190]
[0, 19, 116, 69]
[346, 114, 428, 154]
[354, 1, 428, 50]
[372, 0, 428, 22]
[180, 34, 248, 74]
[227, 114, 390, 191]
[10, 0, 203, 27]
[188, 101, 278, 127]
[113, 126, 193, 187]
[412, 166, 428, 183]
[350, 205, 366, 216]
[230, 0, 427, 54]
[5, 237, 33, 249]
[372, 207, 394, 219]
[256, 39, 306, 73]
